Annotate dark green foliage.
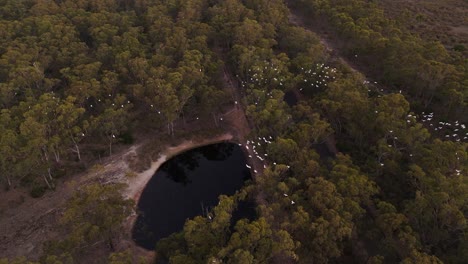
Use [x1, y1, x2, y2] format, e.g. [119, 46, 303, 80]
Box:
[453, 44, 465, 52]
[42, 183, 133, 261]
[29, 185, 47, 198]
[0, 0, 466, 263]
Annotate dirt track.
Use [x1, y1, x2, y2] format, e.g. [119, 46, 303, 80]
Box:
[0, 68, 256, 262]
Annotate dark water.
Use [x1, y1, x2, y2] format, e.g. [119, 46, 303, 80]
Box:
[132, 142, 253, 250]
[284, 90, 298, 106]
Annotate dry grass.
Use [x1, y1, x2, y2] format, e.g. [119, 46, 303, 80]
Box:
[379, 0, 468, 56]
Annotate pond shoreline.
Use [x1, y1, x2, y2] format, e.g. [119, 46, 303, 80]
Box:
[125, 133, 234, 201]
[121, 133, 235, 258]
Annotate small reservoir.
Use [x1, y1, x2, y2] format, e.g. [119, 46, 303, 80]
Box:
[132, 142, 253, 250]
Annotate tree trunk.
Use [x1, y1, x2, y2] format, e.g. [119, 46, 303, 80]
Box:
[47, 167, 53, 181]
[424, 93, 435, 108]
[53, 149, 60, 163]
[109, 141, 113, 156]
[43, 174, 52, 189]
[42, 146, 49, 162]
[70, 135, 81, 161]
[74, 144, 81, 161]
[108, 237, 114, 251]
[6, 174, 11, 187]
[212, 113, 218, 127]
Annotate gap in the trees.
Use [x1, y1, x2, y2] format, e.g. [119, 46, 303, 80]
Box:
[132, 142, 255, 250]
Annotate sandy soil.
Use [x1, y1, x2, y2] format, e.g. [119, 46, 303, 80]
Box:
[0, 145, 141, 260]
[0, 70, 253, 261]
[0, 133, 237, 261]
[117, 133, 235, 260]
[0, 21, 263, 263]
[125, 133, 234, 201]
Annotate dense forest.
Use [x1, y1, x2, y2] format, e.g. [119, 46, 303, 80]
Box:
[0, 0, 466, 263]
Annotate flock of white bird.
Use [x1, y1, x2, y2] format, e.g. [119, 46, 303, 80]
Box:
[363, 79, 467, 143]
[239, 136, 273, 171]
[239, 136, 296, 204]
[298, 63, 337, 91]
[237, 60, 465, 181]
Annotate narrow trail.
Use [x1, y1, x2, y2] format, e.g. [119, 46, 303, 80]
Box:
[0, 145, 140, 260]
[287, 5, 468, 143]
[222, 67, 267, 176]
[288, 11, 365, 78]
[0, 67, 262, 261]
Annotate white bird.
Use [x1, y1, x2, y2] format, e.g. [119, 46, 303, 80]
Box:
[246, 164, 251, 169]
[283, 193, 288, 197]
[291, 200, 295, 205]
[254, 170, 258, 173]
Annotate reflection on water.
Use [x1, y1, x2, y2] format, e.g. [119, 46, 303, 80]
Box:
[284, 90, 298, 106]
[159, 144, 236, 185]
[132, 143, 252, 250]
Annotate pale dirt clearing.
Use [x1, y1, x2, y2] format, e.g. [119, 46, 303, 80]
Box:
[124, 133, 234, 201]
[0, 133, 235, 261]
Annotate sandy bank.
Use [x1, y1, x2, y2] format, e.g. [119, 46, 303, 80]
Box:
[125, 133, 234, 202]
